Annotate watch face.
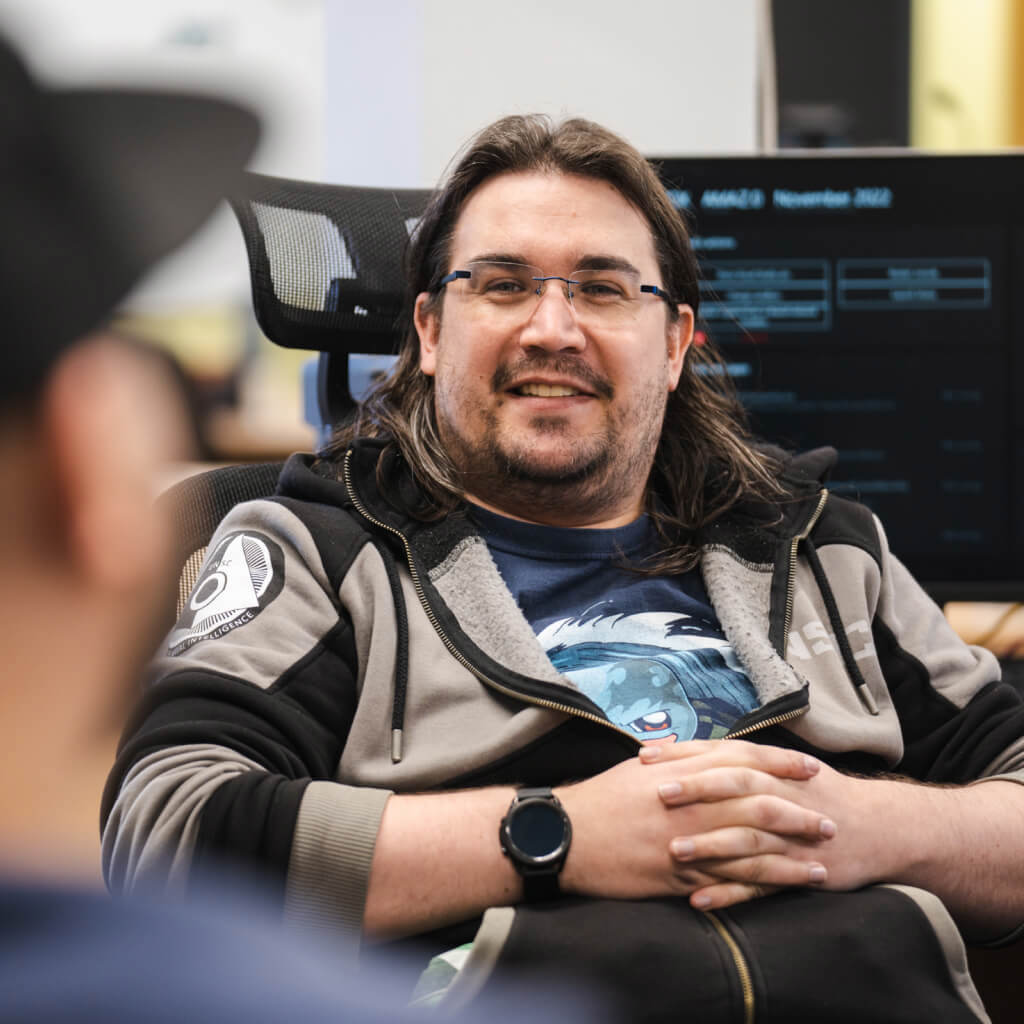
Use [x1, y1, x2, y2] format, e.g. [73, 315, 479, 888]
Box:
[508, 800, 567, 862]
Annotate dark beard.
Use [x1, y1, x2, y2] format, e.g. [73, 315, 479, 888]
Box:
[436, 352, 667, 525]
[444, 410, 650, 525]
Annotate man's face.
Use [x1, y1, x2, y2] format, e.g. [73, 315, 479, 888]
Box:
[414, 170, 693, 527]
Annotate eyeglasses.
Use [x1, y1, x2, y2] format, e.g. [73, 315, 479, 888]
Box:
[437, 260, 676, 326]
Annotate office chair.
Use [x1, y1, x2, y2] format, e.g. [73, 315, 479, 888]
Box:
[162, 172, 432, 612]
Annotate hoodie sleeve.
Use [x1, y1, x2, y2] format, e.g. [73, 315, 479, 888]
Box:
[101, 497, 391, 949]
[868, 515, 1024, 785]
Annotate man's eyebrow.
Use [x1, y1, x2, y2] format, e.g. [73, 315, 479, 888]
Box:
[463, 253, 643, 275]
[465, 252, 529, 266]
[573, 255, 641, 275]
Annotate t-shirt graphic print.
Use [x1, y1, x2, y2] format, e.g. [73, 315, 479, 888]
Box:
[471, 506, 759, 742]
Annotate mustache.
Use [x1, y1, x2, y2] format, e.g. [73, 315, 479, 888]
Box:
[491, 354, 614, 399]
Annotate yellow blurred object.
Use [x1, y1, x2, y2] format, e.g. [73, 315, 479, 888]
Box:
[114, 306, 317, 460]
[115, 306, 248, 379]
[910, 0, 1020, 148]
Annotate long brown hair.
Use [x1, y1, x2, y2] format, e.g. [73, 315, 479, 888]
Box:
[322, 114, 782, 574]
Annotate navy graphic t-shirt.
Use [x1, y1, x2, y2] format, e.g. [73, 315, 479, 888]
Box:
[470, 506, 760, 742]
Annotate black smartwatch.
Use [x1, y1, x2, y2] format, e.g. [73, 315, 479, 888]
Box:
[499, 786, 572, 902]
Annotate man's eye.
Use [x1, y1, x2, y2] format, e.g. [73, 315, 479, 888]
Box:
[481, 278, 527, 295]
[580, 280, 625, 300]
[630, 710, 671, 732]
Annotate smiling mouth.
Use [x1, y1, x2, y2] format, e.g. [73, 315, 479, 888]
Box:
[493, 355, 613, 400]
[513, 382, 588, 398]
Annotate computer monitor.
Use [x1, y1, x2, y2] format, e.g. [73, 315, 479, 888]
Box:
[653, 151, 1024, 603]
[335, 153, 1023, 602]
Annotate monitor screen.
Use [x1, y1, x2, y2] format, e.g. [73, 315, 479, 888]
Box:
[652, 151, 1024, 602]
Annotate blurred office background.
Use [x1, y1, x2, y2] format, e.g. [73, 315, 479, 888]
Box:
[3, 0, 1022, 461]
[0, 0, 762, 458]
[3, 0, 1022, 462]
[1, 0, 1022, 653]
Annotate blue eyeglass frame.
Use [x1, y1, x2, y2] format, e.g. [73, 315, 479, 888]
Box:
[437, 268, 677, 308]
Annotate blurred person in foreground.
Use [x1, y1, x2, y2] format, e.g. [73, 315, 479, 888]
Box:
[0, 33, 598, 1024]
[101, 113, 1024, 1022]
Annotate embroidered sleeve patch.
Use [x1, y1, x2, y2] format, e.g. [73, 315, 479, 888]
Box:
[168, 531, 286, 656]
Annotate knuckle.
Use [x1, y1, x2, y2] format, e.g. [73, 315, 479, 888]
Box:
[689, 774, 710, 797]
[752, 796, 782, 828]
[745, 826, 767, 853]
[746, 860, 766, 884]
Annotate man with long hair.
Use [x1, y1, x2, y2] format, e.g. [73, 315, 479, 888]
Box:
[105, 115, 1024, 1017]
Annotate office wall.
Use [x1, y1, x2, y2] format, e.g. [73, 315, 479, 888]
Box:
[1, 0, 761, 453]
[325, 0, 760, 189]
[2, 0, 761, 300]
[0, 0, 327, 310]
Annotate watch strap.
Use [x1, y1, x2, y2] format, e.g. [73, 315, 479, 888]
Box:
[516, 785, 556, 801]
[522, 871, 562, 902]
[502, 786, 570, 903]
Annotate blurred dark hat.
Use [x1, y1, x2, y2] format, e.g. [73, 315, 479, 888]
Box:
[0, 32, 260, 408]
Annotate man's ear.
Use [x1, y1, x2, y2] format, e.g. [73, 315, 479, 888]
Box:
[666, 303, 695, 391]
[44, 336, 173, 592]
[414, 292, 440, 377]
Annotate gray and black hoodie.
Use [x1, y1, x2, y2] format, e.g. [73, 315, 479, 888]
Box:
[101, 439, 1023, 1016]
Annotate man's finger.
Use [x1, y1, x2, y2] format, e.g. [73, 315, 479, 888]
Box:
[657, 764, 811, 803]
[640, 740, 821, 783]
[665, 791, 837, 843]
[690, 881, 781, 911]
[670, 826, 788, 862]
[690, 852, 827, 889]
[688, 850, 829, 910]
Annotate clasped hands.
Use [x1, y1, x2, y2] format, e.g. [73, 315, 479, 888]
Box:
[557, 738, 884, 911]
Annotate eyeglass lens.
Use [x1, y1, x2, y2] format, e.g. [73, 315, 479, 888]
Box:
[453, 261, 653, 323]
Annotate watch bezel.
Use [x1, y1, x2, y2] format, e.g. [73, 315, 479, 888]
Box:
[499, 791, 572, 875]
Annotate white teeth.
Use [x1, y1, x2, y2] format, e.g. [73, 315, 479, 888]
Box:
[518, 383, 580, 397]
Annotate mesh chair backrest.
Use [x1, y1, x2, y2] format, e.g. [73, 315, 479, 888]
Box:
[163, 181, 433, 621]
[228, 173, 433, 356]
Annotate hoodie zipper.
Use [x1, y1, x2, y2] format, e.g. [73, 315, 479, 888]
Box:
[782, 489, 829, 659]
[706, 911, 755, 1024]
[723, 491, 828, 740]
[342, 450, 638, 743]
[727, 702, 807, 739]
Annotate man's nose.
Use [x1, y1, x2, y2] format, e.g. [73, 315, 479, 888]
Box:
[517, 280, 587, 352]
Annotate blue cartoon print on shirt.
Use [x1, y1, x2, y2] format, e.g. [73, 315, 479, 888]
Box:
[538, 604, 758, 741]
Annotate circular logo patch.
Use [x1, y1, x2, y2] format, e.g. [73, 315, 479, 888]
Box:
[167, 531, 285, 656]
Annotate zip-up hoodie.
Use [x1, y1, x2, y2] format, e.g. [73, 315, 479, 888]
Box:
[101, 439, 1024, 954]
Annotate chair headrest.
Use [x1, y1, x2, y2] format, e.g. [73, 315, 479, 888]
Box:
[229, 172, 433, 355]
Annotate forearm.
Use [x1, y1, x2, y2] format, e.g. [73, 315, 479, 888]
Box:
[365, 743, 833, 938]
[855, 777, 1024, 940]
[364, 786, 521, 939]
